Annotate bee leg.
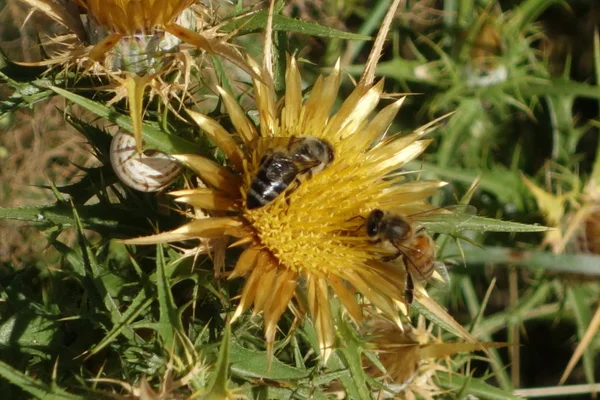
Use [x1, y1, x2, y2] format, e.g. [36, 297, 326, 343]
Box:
[346, 215, 366, 233]
[283, 179, 302, 207]
[380, 249, 403, 262]
[405, 271, 414, 304]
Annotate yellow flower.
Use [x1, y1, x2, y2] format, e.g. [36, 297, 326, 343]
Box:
[20, 0, 256, 153]
[75, 0, 196, 36]
[123, 55, 446, 361]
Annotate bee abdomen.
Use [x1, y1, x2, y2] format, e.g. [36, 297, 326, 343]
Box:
[246, 155, 298, 210]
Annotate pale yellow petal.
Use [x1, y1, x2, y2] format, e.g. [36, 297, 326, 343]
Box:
[252, 265, 278, 317]
[370, 139, 433, 173]
[324, 80, 384, 141]
[281, 56, 302, 133]
[174, 189, 238, 211]
[306, 275, 335, 362]
[248, 58, 277, 138]
[88, 33, 121, 61]
[232, 264, 263, 322]
[215, 87, 258, 145]
[328, 274, 363, 323]
[302, 59, 341, 136]
[378, 181, 448, 208]
[414, 294, 477, 343]
[174, 154, 242, 196]
[120, 217, 245, 245]
[342, 269, 403, 327]
[356, 97, 405, 152]
[229, 246, 260, 280]
[186, 109, 245, 170]
[264, 269, 298, 344]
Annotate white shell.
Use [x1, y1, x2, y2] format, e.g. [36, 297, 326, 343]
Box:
[110, 131, 182, 192]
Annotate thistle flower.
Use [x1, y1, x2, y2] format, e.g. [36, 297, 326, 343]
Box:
[360, 316, 506, 399]
[123, 51, 447, 360]
[20, 0, 255, 153]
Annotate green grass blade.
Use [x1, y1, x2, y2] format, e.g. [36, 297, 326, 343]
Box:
[459, 277, 513, 391]
[221, 11, 370, 41]
[0, 360, 85, 400]
[155, 244, 183, 349]
[86, 288, 153, 357]
[455, 244, 600, 276]
[566, 287, 596, 386]
[435, 371, 523, 400]
[70, 202, 136, 341]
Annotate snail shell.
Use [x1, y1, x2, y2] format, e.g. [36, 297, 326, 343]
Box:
[110, 131, 182, 192]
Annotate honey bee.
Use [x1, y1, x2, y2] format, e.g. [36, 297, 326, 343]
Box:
[366, 209, 441, 304]
[246, 136, 334, 210]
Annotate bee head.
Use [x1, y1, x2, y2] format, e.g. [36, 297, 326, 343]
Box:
[293, 136, 334, 165]
[366, 209, 385, 237]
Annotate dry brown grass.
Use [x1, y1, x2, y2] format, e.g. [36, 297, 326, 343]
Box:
[0, 1, 97, 266]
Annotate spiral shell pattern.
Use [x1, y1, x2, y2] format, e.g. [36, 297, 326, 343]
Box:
[110, 131, 182, 192]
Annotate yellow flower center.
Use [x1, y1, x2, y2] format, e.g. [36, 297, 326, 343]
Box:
[243, 144, 387, 276]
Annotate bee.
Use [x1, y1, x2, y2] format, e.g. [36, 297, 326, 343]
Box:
[246, 136, 334, 210]
[366, 209, 442, 304]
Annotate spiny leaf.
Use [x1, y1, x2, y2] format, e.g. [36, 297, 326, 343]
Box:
[0, 203, 152, 236]
[205, 322, 232, 399]
[86, 288, 153, 357]
[229, 343, 309, 380]
[0, 360, 85, 400]
[419, 213, 549, 235]
[48, 86, 205, 155]
[221, 11, 371, 41]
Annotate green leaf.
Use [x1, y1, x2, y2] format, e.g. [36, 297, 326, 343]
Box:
[155, 245, 183, 349]
[419, 214, 548, 235]
[70, 202, 137, 341]
[48, 86, 204, 155]
[205, 322, 232, 399]
[330, 317, 372, 400]
[0, 203, 150, 237]
[221, 11, 370, 41]
[512, 0, 567, 33]
[519, 79, 600, 101]
[0, 315, 55, 352]
[0, 360, 85, 400]
[409, 161, 531, 210]
[435, 370, 523, 400]
[455, 244, 600, 276]
[87, 287, 153, 357]
[0, 70, 55, 115]
[229, 343, 309, 380]
[566, 287, 597, 385]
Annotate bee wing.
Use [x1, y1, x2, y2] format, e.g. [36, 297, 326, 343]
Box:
[247, 137, 296, 155]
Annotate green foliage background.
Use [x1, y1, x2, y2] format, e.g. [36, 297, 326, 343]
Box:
[0, 0, 599, 399]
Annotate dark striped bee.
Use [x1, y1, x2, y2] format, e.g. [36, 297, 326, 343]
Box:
[246, 136, 334, 210]
[366, 209, 440, 304]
